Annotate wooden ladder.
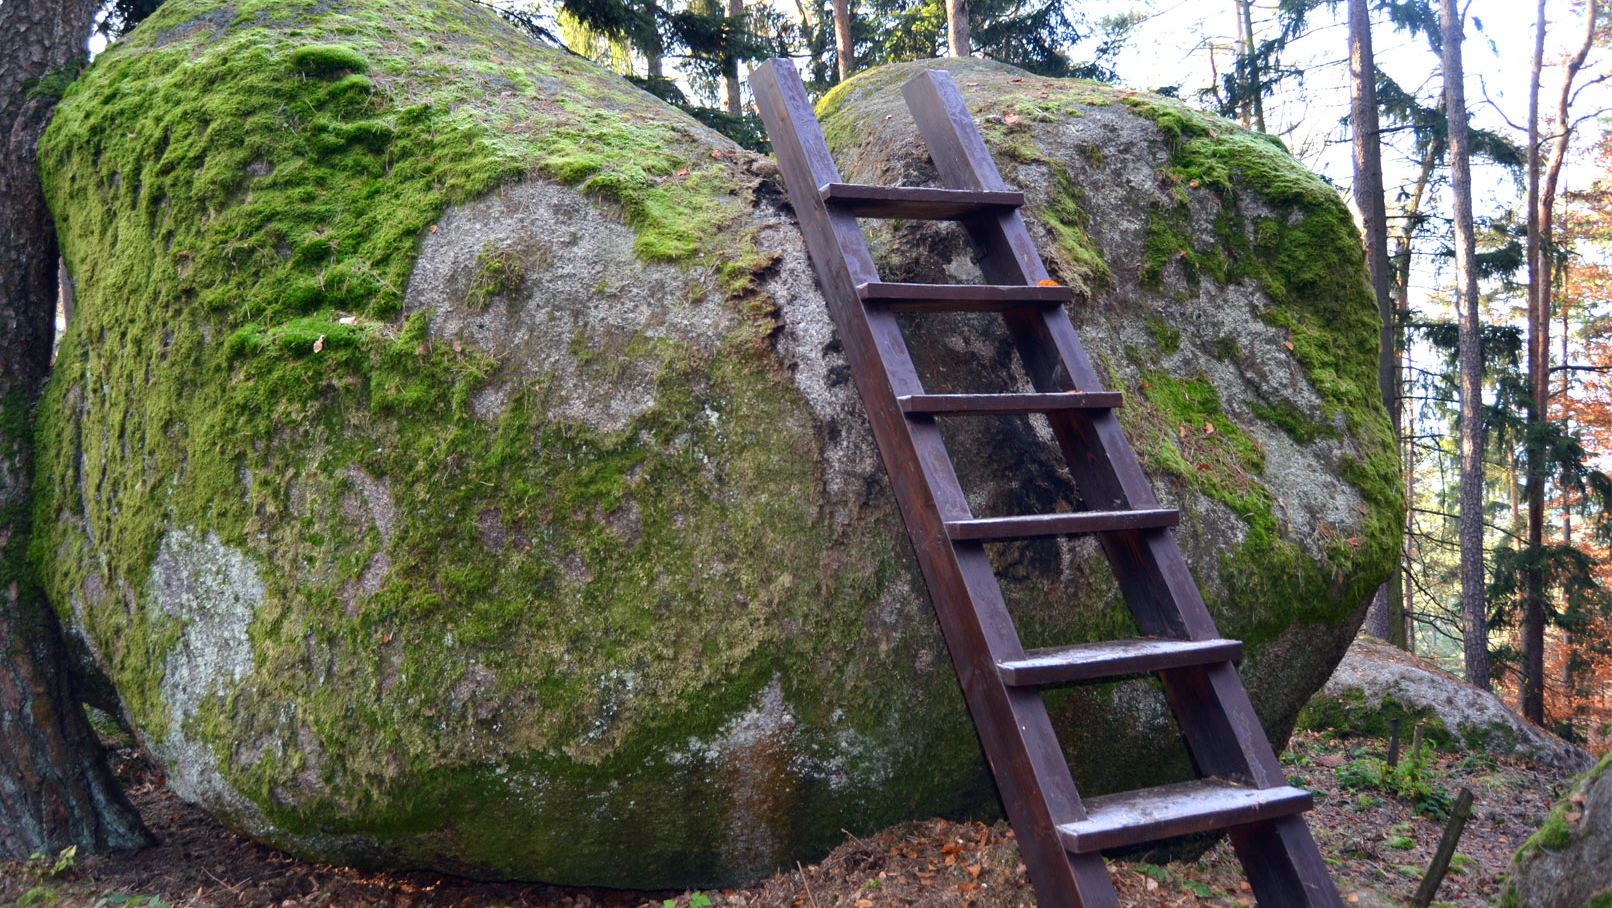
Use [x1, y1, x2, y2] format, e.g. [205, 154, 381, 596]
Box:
[749, 60, 1344, 908]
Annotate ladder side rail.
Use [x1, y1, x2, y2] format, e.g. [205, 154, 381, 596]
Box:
[1230, 819, 1350, 906]
[899, 71, 1219, 643]
[900, 68, 1287, 784]
[750, 59, 1116, 908]
[901, 69, 1344, 908]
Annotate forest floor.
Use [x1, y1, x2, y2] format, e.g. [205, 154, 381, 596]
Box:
[0, 729, 1580, 908]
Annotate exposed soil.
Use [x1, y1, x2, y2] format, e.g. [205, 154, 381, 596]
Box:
[0, 730, 1579, 908]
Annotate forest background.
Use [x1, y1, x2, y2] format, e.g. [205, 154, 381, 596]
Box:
[471, 0, 1612, 754]
[6, 0, 1612, 866]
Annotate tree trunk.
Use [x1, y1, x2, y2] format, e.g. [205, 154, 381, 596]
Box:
[642, 0, 665, 80]
[724, 0, 744, 116]
[1523, 0, 1597, 725]
[1403, 357, 1417, 652]
[1237, 0, 1264, 132]
[1351, 0, 1398, 643]
[1389, 135, 1438, 654]
[0, 0, 153, 859]
[947, 0, 970, 58]
[1522, 0, 1549, 726]
[1560, 300, 1575, 708]
[1440, 0, 1489, 692]
[832, 0, 853, 81]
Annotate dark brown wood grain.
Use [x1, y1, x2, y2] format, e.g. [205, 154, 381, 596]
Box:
[820, 181, 1023, 219]
[945, 510, 1178, 541]
[751, 59, 1344, 908]
[0, 0, 153, 860]
[897, 392, 1122, 414]
[1059, 780, 1313, 854]
[752, 57, 1116, 908]
[998, 637, 1244, 687]
[858, 280, 1073, 303]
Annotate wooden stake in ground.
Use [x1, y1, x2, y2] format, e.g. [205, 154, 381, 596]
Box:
[1411, 787, 1474, 908]
[1386, 718, 1402, 768]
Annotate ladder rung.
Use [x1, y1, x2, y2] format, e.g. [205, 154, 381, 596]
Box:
[898, 392, 1121, 415]
[1059, 780, 1313, 854]
[821, 182, 1024, 219]
[857, 281, 1073, 312]
[945, 508, 1178, 541]
[997, 637, 1244, 686]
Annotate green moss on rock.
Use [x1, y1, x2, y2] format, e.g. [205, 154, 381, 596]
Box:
[290, 44, 369, 76]
[35, 32, 1402, 889]
[816, 58, 1401, 764]
[32, 0, 951, 888]
[1296, 688, 1456, 750]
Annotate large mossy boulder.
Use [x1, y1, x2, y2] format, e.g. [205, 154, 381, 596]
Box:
[33, 0, 1399, 888]
[1500, 752, 1612, 907]
[1298, 637, 1593, 771]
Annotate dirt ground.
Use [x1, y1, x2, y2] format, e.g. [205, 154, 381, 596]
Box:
[0, 730, 1578, 908]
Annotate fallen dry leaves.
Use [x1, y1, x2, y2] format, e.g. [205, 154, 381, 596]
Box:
[0, 732, 1578, 908]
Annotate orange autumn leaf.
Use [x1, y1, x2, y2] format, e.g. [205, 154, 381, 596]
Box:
[1036, 279, 1061, 287]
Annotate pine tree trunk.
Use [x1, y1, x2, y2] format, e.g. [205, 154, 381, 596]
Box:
[1238, 0, 1264, 132]
[1523, 0, 1596, 725]
[724, 0, 744, 116]
[1351, 0, 1398, 643]
[1522, 0, 1549, 725]
[0, 0, 153, 859]
[1391, 144, 1437, 652]
[1560, 307, 1576, 712]
[1440, 0, 1489, 692]
[832, 0, 853, 81]
[643, 0, 665, 79]
[947, 0, 970, 57]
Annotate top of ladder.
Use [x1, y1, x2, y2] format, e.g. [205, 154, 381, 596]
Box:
[749, 58, 1343, 908]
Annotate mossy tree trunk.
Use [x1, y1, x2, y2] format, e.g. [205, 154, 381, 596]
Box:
[1440, 0, 1490, 692]
[0, 0, 153, 859]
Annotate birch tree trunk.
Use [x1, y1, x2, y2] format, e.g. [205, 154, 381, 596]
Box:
[0, 0, 153, 858]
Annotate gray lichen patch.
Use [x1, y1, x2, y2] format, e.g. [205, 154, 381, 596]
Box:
[409, 181, 739, 434]
[149, 528, 265, 736]
[146, 529, 266, 803]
